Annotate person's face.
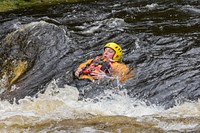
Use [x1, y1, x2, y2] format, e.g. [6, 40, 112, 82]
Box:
[103, 47, 115, 60]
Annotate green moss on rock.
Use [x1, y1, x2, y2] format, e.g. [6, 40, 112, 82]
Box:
[0, 0, 90, 12]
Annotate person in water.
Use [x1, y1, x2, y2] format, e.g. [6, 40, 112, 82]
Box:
[75, 42, 135, 83]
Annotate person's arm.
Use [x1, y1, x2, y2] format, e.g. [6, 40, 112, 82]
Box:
[90, 70, 106, 80]
[75, 59, 93, 77]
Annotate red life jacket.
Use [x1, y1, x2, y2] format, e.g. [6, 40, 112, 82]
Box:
[80, 56, 113, 76]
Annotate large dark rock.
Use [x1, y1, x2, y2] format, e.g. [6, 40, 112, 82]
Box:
[0, 21, 76, 103]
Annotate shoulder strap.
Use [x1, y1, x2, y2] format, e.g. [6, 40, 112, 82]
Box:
[80, 56, 101, 72]
[100, 60, 112, 75]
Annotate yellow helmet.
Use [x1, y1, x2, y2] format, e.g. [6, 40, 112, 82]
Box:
[104, 42, 122, 62]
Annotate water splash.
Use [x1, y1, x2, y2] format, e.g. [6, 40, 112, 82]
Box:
[0, 80, 199, 132]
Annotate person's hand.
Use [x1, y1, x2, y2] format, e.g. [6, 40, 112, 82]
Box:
[75, 68, 82, 77]
[90, 70, 106, 80]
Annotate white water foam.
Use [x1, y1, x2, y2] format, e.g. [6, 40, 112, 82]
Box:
[145, 3, 158, 10]
[157, 122, 199, 132]
[0, 80, 163, 121]
[0, 80, 199, 132]
[75, 18, 126, 35]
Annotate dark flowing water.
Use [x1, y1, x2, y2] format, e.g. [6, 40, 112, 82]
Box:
[0, 0, 199, 132]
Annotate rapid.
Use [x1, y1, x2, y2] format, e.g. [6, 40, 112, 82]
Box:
[0, 0, 199, 132]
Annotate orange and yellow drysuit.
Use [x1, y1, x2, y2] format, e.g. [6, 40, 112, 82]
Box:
[77, 56, 135, 82]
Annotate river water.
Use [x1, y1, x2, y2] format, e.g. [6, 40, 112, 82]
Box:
[0, 0, 199, 132]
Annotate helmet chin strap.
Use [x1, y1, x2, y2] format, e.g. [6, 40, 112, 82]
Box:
[102, 56, 115, 62]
